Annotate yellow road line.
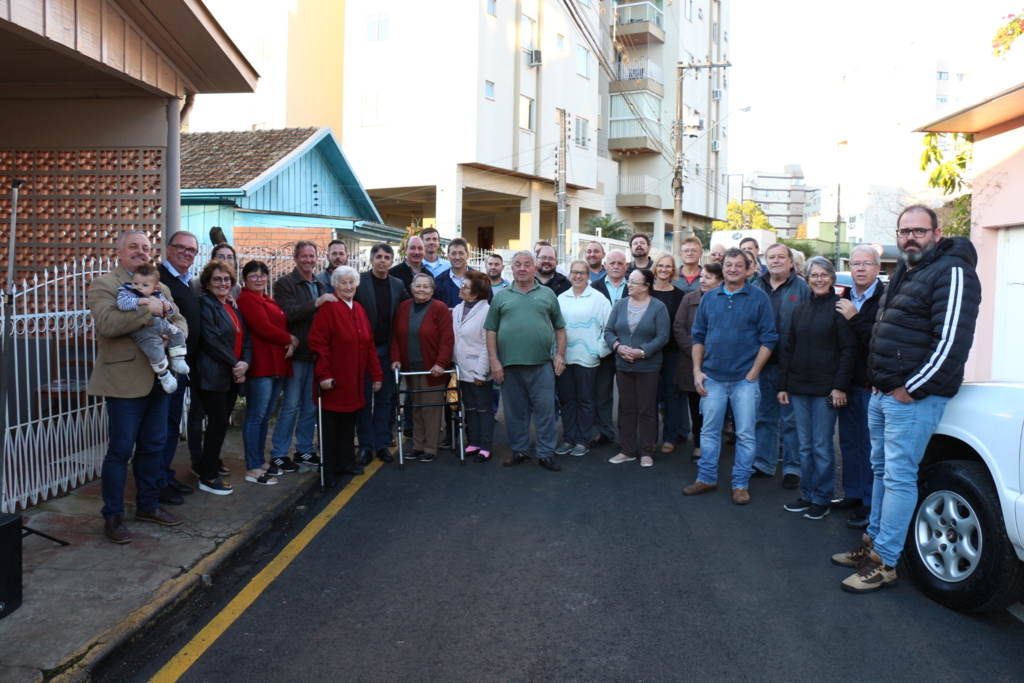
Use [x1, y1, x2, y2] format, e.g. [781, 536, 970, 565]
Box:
[150, 460, 383, 683]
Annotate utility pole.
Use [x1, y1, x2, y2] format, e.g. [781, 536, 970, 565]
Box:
[835, 183, 842, 266]
[671, 59, 731, 259]
[556, 108, 568, 262]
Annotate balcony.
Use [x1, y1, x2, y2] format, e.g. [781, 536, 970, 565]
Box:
[614, 1, 665, 45]
[608, 118, 663, 155]
[611, 58, 664, 97]
[616, 174, 662, 209]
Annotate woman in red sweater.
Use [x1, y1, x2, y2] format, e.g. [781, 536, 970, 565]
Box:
[308, 266, 382, 488]
[390, 274, 454, 462]
[236, 261, 297, 485]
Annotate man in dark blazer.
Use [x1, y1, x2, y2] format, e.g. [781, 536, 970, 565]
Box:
[389, 235, 435, 294]
[156, 230, 202, 505]
[355, 243, 409, 463]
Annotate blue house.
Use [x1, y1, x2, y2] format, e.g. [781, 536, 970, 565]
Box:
[180, 127, 402, 251]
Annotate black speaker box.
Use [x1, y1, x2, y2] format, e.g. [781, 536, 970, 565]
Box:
[0, 513, 23, 620]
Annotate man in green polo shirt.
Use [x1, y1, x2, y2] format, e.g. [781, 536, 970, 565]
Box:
[486, 250, 567, 471]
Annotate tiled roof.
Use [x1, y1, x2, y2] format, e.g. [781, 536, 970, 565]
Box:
[180, 127, 320, 189]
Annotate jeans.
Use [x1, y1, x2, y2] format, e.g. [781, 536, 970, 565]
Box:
[867, 392, 949, 566]
[357, 345, 396, 452]
[696, 377, 759, 489]
[790, 394, 838, 506]
[687, 392, 703, 449]
[101, 379, 168, 518]
[556, 364, 597, 446]
[242, 376, 283, 471]
[502, 364, 558, 458]
[658, 349, 688, 443]
[158, 375, 188, 488]
[270, 359, 317, 459]
[753, 364, 800, 476]
[838, 385, 873, 504]
[592, 353, 616, 440]
[461, 380, 495, 451]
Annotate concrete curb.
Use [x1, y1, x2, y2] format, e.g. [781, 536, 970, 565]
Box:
[48, 472, 320, 683]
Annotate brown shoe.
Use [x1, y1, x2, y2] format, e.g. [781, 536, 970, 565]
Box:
[660, 442, 676, 453]
[841, 550, 898, 593]
[136, 507, 182, 527]
[104, 514, 132, 544]
[831, 533, 874, 568]
[732, 488, 751, 505]
[682, 481, 717, 496]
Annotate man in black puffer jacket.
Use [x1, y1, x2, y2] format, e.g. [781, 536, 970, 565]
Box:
[834, 205, 981, 595]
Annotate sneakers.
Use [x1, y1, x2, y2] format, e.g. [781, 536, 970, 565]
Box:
[841, 550, 898, 593]
[569, 444, 589, 457]
[157, 371, 178, 394]
[803, 503, 831, 520]
[781, 473, 801, 489]
[419, 452, 437, 463]
[555, 442, 573, 456]
[783, 498, 812, 513]
[294, 451, 321, 469]
[198, 478, 233, 495]
[831, 533, 874, 568]
[847, 505, 871, 530]
[270, 456, 300, 473]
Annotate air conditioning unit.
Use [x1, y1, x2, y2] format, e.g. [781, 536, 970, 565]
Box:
[712, 89, 723, 100]
[528, 50, 542, 67]
[711, 140, 721, 152]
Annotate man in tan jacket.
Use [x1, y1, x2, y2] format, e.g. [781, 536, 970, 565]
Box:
[88, 230, 188, 543]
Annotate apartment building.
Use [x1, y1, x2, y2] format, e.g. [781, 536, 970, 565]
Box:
[743, 165, 806, 236]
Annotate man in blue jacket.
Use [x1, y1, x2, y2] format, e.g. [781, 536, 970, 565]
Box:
[833, 205, 981, 594]
[683, 248, 778, 505]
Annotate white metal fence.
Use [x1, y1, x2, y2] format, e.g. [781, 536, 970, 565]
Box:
[614, 57, 664, 85]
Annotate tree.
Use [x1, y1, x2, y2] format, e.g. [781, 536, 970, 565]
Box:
[711, 200, 774, 232]
[582, 213, 632, 241]
[692, 222, 714, 250]
[992, 10, 1024, 56]
[778, 237, 816, 260]
[919, 132, 973, 237]
[795, 223, 807, 239]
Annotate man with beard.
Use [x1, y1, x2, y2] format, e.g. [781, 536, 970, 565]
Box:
[626, 233, 653, 274]
[832, 205, 980, 594]
[585, 241, 606, 282]
[486, 253, 509, 295]
[316, 239, 348, 293]
[535, 245, 571, 295]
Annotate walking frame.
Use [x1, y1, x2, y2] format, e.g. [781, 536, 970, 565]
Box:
[393, 367, 465, 470]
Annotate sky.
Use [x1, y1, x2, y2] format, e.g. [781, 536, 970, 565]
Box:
[726, 0, 1020, 186]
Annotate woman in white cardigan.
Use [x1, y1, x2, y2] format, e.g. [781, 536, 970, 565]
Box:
[452, 271, 495, 462]
[556, 259, 613, 457]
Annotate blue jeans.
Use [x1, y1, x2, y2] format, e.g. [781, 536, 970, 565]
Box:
[867, 392, 949, 566]
[101, 379, 168, 518]
[753, 364, 800, 476]
[658, 349, 688, 442]
[790, 394, 838, 506]
[838, 385, 873, 504]
[270, 360, 317, 459]
[357, 345, 395, 452]
[243, 376, 283, 470]
[697, 377, 759, 489]
[502, 364, 558, 458]
[158, 375, 188, 488]
[556, 363, 597, 446]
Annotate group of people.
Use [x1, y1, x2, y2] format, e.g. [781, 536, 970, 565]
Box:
[90, 208, 981, 598]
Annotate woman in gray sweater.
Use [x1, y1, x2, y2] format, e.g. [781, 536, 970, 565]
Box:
[603, 268, 670, 467]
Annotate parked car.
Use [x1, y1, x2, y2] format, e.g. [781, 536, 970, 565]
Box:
[834, 271, 853, 297]
[904, 381, 1024, 612]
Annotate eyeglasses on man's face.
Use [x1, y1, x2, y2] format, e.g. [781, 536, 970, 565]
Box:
[170, 244, 198, 257]
[569, 270, 588, 277]
[849, 261, 876, 268]
[895, 227, 936, 238]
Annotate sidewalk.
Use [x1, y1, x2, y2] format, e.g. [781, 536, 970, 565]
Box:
[0, 429, 319, 683]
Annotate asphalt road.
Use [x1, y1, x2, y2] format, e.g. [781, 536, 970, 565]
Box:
[97, 434, 1024, 683]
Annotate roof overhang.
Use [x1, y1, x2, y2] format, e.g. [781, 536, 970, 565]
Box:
[915, 81, 1024, 136]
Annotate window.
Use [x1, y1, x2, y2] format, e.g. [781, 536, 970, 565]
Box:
[520, 15, 534, 50]
[936, 95, 948, 104]
[724, 30, 729, 42]
[557, 34, 565, 49]
[485, 81, 495, 100]
[685, 0, 693, 21]
[575, 117, 589, 147]
[486, 0, 496, 15]
[579, 0, 591, 6]
[721, 126, 727, 138]
[361, 94, 388, 126]
[366, 12, 389, 42]
[519, 95, 535, 130]
[576, 46, 590, 78]
[937, 71, 949, 80]
[713, 22, 719, 43]
[957, 73, 969, 82]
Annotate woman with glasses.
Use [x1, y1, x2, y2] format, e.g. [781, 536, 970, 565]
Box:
[194, 261, 252, 495]
[777, 257, 858, 520]
[452, 271, 496, 462]
[236, 261, 299, 485]
[191, 243, 242, 300]
[651, 252, 686, 453]
[604, 268, 670, 467]
[555, 259, 612, 458]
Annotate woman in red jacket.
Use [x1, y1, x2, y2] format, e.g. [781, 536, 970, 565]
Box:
[237, 260, 297, 485]
[308, 266, 382, 488]
[390, 273, 454, 463]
